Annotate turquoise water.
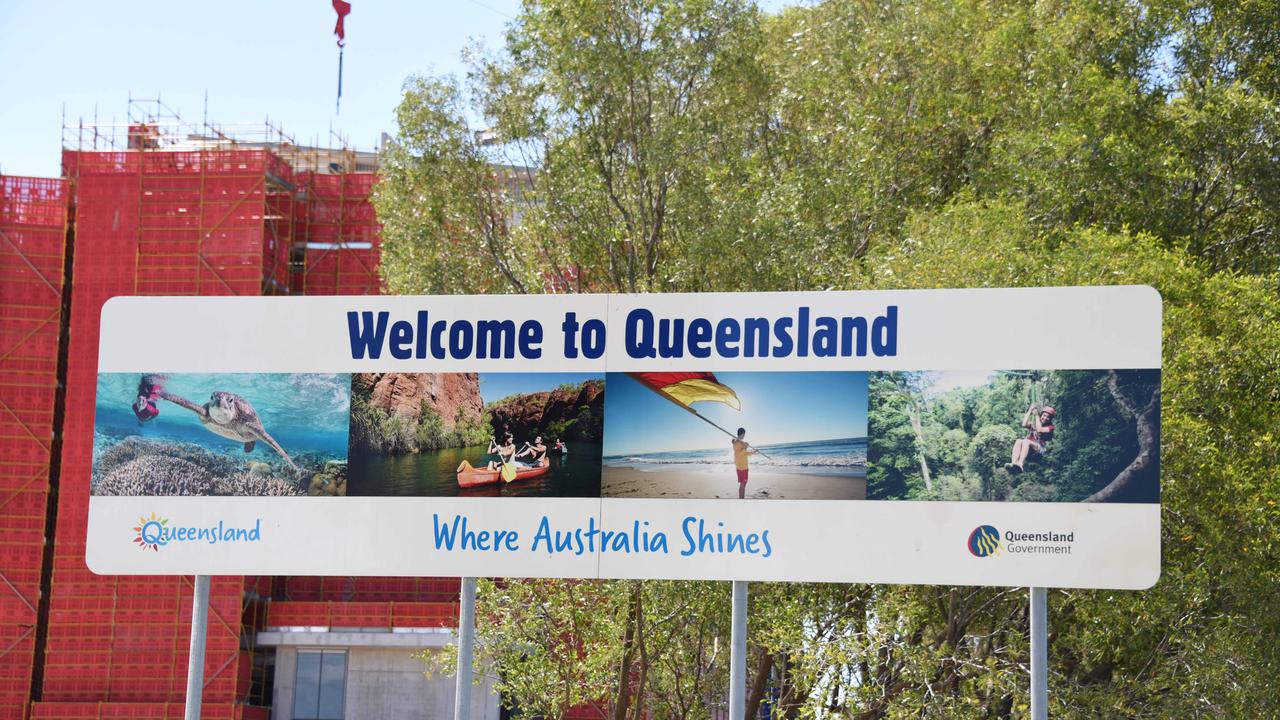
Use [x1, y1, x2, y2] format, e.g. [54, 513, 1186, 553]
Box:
[94, 373, 351, 469]
[348, 443, 603, 497]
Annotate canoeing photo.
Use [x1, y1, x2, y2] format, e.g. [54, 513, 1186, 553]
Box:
[601, 371, 868, 500]
[346, 372, 603, 497]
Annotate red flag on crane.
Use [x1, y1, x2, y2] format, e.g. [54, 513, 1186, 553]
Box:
[332, 1, 351, 112]
[333, 0, 351, 47]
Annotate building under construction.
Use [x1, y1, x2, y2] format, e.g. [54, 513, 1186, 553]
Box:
[0, 100, 506, 720]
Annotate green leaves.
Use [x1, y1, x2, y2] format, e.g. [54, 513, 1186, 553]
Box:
[383, 0, 1280, 715]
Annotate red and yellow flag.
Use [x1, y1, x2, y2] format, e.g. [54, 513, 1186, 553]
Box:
[628, 372, 741, 411]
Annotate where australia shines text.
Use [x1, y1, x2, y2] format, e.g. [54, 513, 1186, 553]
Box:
[347, 306, 899, 361]
[433, 515, 773, 558]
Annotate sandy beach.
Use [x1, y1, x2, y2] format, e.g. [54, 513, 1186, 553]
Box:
[602, 465, 866, 500]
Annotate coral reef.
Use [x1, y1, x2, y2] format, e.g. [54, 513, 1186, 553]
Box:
[308, 460, 348, 496]
[92, 436, 306, 497]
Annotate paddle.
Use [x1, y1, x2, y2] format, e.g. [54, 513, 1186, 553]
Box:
[501, 462, 517, 482]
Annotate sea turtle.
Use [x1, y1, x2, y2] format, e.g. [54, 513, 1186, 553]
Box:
[157, 388, 299, 473]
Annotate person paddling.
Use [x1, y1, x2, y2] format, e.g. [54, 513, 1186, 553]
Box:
[517, 436, 548, 465]
[1005, 404, 1055, 473]
[485, 433, 518, 472]
[731, 427, 759, 499]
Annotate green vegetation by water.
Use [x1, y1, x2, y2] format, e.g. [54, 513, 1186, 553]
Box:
[347, 443, 602, 497]
[349, 395, 490, 455]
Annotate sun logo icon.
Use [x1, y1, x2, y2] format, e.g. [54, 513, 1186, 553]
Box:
[133, 513, 169, 552]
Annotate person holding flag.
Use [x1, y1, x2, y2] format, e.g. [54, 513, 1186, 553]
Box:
[627, 372, 769, 498]
[731, 427, 759, 499]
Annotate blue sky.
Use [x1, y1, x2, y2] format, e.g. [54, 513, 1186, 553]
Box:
[479, 372, 601, 405]
[0, 0, 522, 177]
[603, 372, 867, 456]
[0, 0, 790, 178]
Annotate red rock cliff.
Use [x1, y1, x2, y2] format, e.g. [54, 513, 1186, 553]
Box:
[353, 373, 483, 427]
[488, 379, 604, 443]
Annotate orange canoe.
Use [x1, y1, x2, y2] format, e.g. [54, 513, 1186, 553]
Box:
[456, 458, 551, 488]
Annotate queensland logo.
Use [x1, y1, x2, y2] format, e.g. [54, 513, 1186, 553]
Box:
[967, 525, 1001, 557]
[133, 512, 169, 552]
[130, 514, 263, 552]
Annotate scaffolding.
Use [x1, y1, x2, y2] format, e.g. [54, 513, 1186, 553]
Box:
[39, 100, 309, 719]
[0, 174, 69, 720]
[62, 99, 300, 297]
[295, 166, 382, 296]
[25, 99, 400, 720]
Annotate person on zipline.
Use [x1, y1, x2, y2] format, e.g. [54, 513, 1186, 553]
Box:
[1005, 404, 1055, 473]
[731, 427, 759, 499]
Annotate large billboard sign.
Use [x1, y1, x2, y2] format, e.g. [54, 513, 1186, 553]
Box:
[88, 287, 1161, 588]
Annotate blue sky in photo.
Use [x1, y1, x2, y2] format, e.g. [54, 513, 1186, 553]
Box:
[925, 370, 998, 395]
[603, 372, 867, 456]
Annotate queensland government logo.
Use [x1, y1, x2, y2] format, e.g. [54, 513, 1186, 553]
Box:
[967, 525, 1001, 557]
[967, 525, 1076, 557]
[132, 513, 263, 552]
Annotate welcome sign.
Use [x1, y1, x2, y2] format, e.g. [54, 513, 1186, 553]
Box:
[88, 287, 1162, 589]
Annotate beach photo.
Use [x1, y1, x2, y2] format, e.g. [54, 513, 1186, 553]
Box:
[602, 371, 868, 500]
[867, 369, 1161, 503]
[346, 372, 603, 497]
[92, 373, 352, 496]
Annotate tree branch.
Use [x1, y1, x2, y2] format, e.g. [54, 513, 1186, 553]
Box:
[1085, 371, 1160, 502]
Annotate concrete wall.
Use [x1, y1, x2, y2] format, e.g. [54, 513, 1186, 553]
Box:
[271, 643, 499, 720]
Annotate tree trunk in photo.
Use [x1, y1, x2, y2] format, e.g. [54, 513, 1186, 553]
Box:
[1085, 371, 1160, 502]
[906, 397, 933, 492]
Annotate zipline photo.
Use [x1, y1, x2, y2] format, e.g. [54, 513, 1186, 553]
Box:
[867, 369, 1161, 503]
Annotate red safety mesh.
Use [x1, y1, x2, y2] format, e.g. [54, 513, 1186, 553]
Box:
[294, 172, 382, 296]
[0, 175, 68, 720]
[27, 152, 452, 719]
[266, 601, 458, 629]
[43, 152, 278, 713]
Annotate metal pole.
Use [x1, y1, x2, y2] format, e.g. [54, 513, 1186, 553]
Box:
[184, 575, 211, 720]
[729, 580, 748, 720]
[1030, 587, 1048, 720]
[454, 577, 478, 720]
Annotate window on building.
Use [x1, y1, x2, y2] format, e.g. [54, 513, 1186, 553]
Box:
[293, 649, 347, 720]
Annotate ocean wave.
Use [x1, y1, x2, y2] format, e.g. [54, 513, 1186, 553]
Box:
[619, 453, 865, 468]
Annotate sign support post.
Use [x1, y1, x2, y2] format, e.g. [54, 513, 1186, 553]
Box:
[454, 577, 478, 720]
[729, 580, 748, 720]
[1030, 587, 1047, 720]
[184, 574, 210, 720]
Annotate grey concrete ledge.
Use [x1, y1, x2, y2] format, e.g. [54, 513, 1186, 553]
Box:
[257, 628, 456, 649]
